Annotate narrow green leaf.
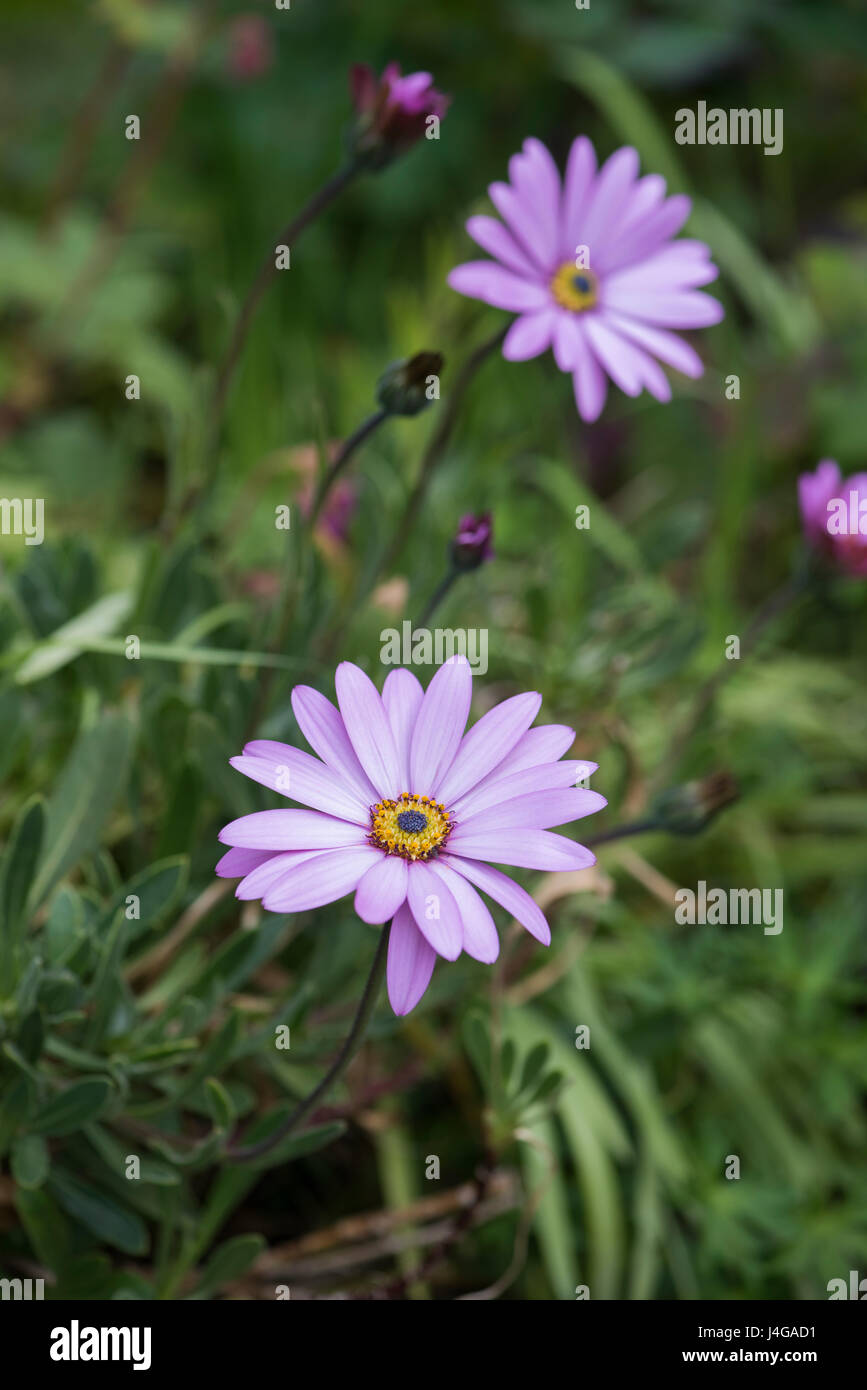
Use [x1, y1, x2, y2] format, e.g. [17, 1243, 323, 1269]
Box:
[32, 1078, 111, 1136]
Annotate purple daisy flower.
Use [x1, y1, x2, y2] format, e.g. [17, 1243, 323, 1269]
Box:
[217, 657, 604, 1015]
[447, 136, 723, 422]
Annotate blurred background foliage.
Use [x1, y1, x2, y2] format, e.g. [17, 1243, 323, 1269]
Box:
[0, 0, 865, 1299]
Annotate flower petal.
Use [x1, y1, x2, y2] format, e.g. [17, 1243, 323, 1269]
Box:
[561, 135, 597, 258]
[440, 854, 551, 945]
[406, 860, 462, 960]
[571, 321, 608, 422]
[503, 310, 557, 361]
[487, 181, 553, 273]
[291, 685, 379, 804]
[232, 745, 368, 823]
[457, 787, 607, 834]
[236, 849, 323, 900]
[583, 316, 653, 397]
[430, 861, 499, 963]
[454, 760, 589, 819]
[216, 846, 278, 879]
[262, 846, 381, 912]
[410, 656, 473, 795]
[335, 662, 402, 798]
[473, 724, 576, 794]
[447, 827, 596, 872]
[603, 193, 693, 270]
[354, 854, 408, 925]
[447, 259, 549, 311]
[465, 213, 540, 278]
[602, 311, 704, 378]
[508, 137, 561, 271]
[387, 903, 437, 1015]
[382, 668, 424, 791]
[580, 146, 641, 259]
[602, 283, 724, 328]
[218, 809, 368, 851]
[437, 691, 542, 806]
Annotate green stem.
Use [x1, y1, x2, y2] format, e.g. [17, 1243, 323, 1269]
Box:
[309, 408, 389, 529]
[227, 922, 392, 1163]
[377, 325, 507, 579]
[415, 569, 459, 628]
[205, 161, 360, 467]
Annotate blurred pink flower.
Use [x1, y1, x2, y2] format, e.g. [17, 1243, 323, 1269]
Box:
[798, 459, 867, 577]
[226, 16, 273, 82]
[350, 62, 450, 165]
[448, 136, 723, 422]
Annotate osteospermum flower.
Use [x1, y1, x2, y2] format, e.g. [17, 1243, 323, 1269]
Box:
[798, 459, 867, 577]
[447, 136, 723, 421]
[217, 657, 604, 1014]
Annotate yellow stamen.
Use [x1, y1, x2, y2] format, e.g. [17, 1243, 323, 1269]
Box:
[368, 792, 453, 861]
[550, 262, 598, 312]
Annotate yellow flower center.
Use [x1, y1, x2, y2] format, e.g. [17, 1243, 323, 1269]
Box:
[368, 793, 454, 861]
[550, 263, 598, 312]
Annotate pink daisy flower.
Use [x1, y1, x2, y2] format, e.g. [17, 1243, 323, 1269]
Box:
[447, 136, 723, 421]
[798, 458, 867, 577]
[217, 657, 604, 1015]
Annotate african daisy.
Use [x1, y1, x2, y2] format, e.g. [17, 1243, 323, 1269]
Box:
[217, 656, 604, 1014]
[447, 136, 723, 421]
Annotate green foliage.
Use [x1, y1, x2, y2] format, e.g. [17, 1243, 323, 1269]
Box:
[0, 0, 864, 1302]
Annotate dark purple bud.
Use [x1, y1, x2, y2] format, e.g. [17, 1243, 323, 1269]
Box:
[451, 511, 494, 571]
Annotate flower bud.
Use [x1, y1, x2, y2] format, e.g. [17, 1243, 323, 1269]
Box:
[450, 512, 494, 572]
[650, 771, 739, 837]
[376, 351, 443, 417]
[349, 63, 450, 169]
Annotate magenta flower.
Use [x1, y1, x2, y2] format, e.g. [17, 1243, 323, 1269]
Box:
[217, 657, 604, 1015]
[447, 136, 723, 421]
[452, 511, 494, 570]
[350, 63, 450, 166]
[798, 458, 867, 577]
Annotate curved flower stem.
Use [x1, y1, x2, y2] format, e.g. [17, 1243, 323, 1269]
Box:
[415, 568, 459, 628]
[242, 407, 389, 741]
[582, 817, 659, 849]
[309, 407, 389, 529]
[206, 161, 360, 464]
[377, 324, 507, 578]
[227, 922, 392, 1164]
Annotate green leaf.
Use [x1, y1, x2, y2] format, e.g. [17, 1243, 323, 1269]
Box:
[0, 796, 44, 946]
[204, 1077, 235, 1130]
[102, 856, 189, 942]
[519, 1042, 551, 1097]
[32, 712, 134, 905]
[11, 1134, 50, 1188]
[13, 590, 133, 684]
[14, 1187, 71, 1268]
[0, 1078, 32, 1154]
[49, 1169, 149, 1255]
[32, 1078, 111, 1135]
[245, 1120, 347, 1171]
[193, 1234, 265, 1298]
